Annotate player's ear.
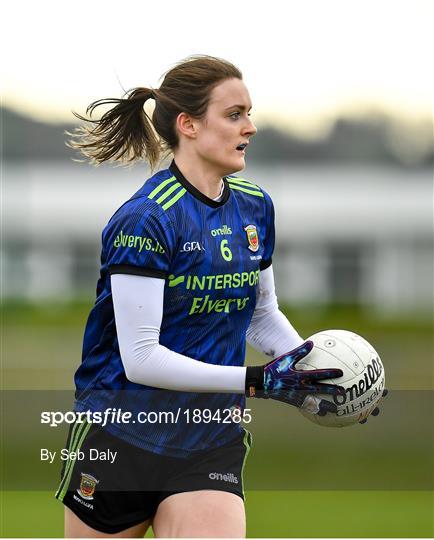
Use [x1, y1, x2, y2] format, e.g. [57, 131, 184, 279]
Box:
[176, 112, 198, 140]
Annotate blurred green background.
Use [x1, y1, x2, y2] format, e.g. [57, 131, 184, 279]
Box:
[1, 302, 433, 537]
[2, 490, 433, 537]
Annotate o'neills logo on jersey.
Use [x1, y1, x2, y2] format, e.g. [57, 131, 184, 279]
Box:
[244, 225, 259, 252]
[333, 357, 383, 405]
[209, 472, 239, 484]
[211, 225, 232, 236]
[77, 473, 99, 500]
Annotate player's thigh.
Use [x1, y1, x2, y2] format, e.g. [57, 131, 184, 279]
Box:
[152, 490, 246, 538]
[64, 506, 151, 538]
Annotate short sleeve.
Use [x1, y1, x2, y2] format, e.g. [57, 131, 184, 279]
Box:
[259, 191, 275, 271]
[103, 198, 175, 279]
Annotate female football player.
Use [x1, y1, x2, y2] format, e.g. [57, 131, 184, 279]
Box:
[56, 55, 345, 538]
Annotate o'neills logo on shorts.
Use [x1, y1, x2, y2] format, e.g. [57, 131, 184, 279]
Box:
[209, 472, 239, 484]
[333, 357, 383, 405]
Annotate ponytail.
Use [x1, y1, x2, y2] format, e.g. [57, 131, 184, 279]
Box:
[68, 87, 162, 170]
[68, 56, 242, 170]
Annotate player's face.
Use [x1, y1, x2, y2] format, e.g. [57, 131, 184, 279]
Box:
[195, 78, 257, 176]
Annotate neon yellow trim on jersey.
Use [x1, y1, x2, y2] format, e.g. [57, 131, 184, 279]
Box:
[148, 175, 177, 199]
[162, 188, 187, 210]
[227, 177, 260, 189]
[228, 184, 264, 197]
[156, 182, 182, 204]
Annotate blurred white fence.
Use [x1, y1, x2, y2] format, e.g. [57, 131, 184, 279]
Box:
[2, 161, 433, 313]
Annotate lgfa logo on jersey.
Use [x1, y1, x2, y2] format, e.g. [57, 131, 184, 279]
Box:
[180, 241, 205, 253]
[244, 225, 259, 252]
[77, 473, 99, 500]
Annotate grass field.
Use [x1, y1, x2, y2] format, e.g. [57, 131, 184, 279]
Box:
[1, 491, 433, 537]
[1, 301, 433, 537]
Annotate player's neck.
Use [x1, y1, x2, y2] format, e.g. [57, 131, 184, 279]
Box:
[172, 153, 224, 200]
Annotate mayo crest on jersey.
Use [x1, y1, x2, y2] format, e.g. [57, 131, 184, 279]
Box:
[74, 160, 275, 457]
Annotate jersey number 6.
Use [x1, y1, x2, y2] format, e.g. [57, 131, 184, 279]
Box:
[220, 239, 233, 262]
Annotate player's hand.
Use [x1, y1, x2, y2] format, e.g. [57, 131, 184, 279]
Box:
[245, 341, 345, 415]
[359, 389, 388, 424]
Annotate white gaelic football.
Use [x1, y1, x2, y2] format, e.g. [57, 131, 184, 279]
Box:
[297, 330, 385, 427]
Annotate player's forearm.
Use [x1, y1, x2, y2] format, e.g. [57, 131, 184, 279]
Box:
[121, 338, 246, 393]
[112, 273, 246, 393]
[247, 309, 304, 358]
[246, 265, 304, 357]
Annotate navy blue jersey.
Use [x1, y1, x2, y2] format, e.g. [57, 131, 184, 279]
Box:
[74, 160, 275, 457]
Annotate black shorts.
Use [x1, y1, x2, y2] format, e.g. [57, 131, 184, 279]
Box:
[55, 420, 252, 534]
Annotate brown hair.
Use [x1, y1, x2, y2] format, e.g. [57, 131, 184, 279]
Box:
[68, 55, 242, 170]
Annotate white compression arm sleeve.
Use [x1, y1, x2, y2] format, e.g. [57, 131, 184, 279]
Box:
[246, 265, 304, 357]
[111, 273, 247, 393]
